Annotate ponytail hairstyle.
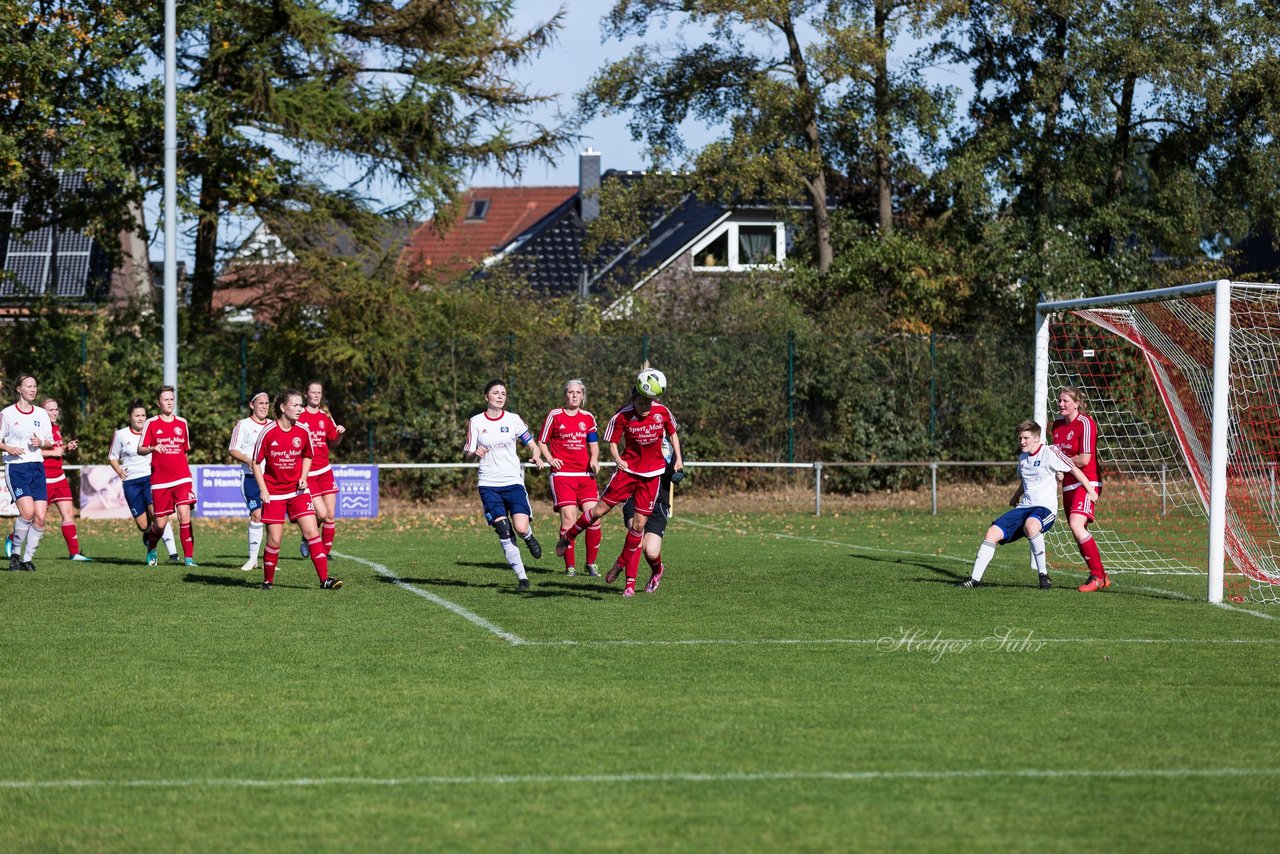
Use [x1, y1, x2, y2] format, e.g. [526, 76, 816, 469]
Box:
[273, 388, 302, 420]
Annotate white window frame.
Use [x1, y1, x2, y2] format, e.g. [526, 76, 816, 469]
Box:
[690, 222, 785, 272]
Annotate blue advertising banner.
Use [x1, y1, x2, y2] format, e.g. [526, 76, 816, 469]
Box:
[195, 466, 251, 518]
[191, 464, 379, 518]
[333, 465, 378, 518]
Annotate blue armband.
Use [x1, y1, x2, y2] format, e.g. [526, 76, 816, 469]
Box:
[587, 430, 598, 443]
[519, 431, 534, 445]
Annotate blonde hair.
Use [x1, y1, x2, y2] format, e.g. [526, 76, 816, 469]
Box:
[563, 378, 586, 401]
[1058, 386, 1087, 414]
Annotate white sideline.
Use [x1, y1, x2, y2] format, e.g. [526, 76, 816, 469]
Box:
[3, 766, 1278, 791]
[675, 519, 1280, 623]
[332, 551, 527, 646]
[519, 636, 1280, 647]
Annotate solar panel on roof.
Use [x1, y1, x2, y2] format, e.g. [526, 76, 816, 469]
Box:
[0, 172, 105, 300]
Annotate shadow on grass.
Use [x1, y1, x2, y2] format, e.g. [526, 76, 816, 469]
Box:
[376, 573, 607, 600]
[182, 572, 260, 589]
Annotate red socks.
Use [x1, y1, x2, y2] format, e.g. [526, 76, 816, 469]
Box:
[264, 545, 279, 584]
[1079, 536, 1106, 578]
[620, 528, 643, 583]
[307, 536, 329, 582]
[321, 522, 336, 552]
[560, 526, 575, 569]
[61, 522, 79, 557]
[179, 523, 194, 559]
[585, 522, 602, 565]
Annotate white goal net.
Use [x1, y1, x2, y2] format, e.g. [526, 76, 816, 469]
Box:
[1037, 281, 1280, 603]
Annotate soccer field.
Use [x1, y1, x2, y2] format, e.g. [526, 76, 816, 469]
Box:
[2, 511, 1278, 851]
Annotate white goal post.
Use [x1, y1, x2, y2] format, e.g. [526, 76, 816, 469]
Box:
[1035, 279, 1280, 604]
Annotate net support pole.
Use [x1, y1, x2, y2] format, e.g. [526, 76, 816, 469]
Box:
[1207, 279, 1231, 603]
[1033, 308, 1051, 432]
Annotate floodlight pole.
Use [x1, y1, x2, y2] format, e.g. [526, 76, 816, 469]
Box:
[163, 0, 179, 407]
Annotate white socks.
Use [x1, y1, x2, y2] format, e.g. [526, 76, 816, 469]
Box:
[1029, 533, 1047, 576]
[500, 538, 526, 580]
[247, 521, 264, 561]
[162, 523, 178, 556]
[971, 540, 997, 582]
[22, 524, 44, 561]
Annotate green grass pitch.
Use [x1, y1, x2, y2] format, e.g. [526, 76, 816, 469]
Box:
[2, 510, 1278, 851]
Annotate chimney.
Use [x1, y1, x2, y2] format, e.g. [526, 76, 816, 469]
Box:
[579, 148, 601, 223]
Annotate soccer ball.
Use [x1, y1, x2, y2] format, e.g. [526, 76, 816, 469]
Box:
[635, 368, 667, 399]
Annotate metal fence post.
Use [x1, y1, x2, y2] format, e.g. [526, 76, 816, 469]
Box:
[787, 331, 795, 464]
[814, 461, 823, 516]
[366, 374, 376, 464]
[930, 461, 938, 515]
[239, 334, 247, 408]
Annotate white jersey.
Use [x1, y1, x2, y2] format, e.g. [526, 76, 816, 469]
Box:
[109, 426, 151, 481]
[464, 410, 532, 488]
[1016, 443, 1075, 513]
[229, 416, 271, 474]
[0, 402, 54, 465]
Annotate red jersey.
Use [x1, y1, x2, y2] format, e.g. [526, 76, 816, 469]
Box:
[539, 408, 598, 475]
[1053, 412, 1101, 493]
[603, 401, 677, 478]
[141, 415, 193, 489]
[254, 421, 313, 497]
[44, 422, 67, 481]
[295, 408, 339, 473]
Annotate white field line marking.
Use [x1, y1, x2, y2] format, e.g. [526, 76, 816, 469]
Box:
[3, 767, 1278, 791]
[332, 551, 526, 646]
[676, 519, 1280, 622]
[518, 636, 1280, 647]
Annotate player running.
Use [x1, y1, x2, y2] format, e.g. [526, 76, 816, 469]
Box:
[1053, 387, 1110, 592]
[2, 375, 55, 572]
[228, 391, 272, 572]
[958, 419, 1097, 589]
[138, 385, 198, 567]
[619, 434, 682, 594]
[296, 381, 344, 559]
[108, 399, 179, 564]
[463, 380, 547, 590]
[556, 369, 684, 598]
[537, 379, 602, 577]
[40, 398, 92, 562]
[252, 389, 343, 591]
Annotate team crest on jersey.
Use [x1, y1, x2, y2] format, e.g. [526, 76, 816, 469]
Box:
[653, 414, 664, 424]
[174, 426, 184, 438]
[579, 421, 586, 430]
[500, 426, 509, 433]
[292, 436, 303, 448]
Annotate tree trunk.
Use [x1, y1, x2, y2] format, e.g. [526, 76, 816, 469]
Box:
[1097, 72, 1137, 255]
[1030, 13, 1070, 226]
[192, 173, 220, 318]
[874, 1, 893, 236]
[779, 11, 833, 273]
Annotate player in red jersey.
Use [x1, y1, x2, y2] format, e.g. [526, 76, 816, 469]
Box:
[556, 369, 683, 597]
[295, 381, 345, 559]
[1053, 386, 1109, 592]
[40, 399, 92, 561]
[252, 389, 343, 590]
[138, 385, 198, 566]
[538, 379, 602, 577]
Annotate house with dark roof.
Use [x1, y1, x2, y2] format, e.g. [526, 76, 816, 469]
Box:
[401, 151, 794, 313]
[0, 172, 151, 313]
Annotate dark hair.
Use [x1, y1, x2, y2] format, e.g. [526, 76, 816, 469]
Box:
[14, 374, 36, 389]
[156, 384, 175, 399]
[306, 380, 324, 394]
[127, 398, 147, 419]
[273, 388, 302, 418]
[249, 389, 270, 408]
[484, 379, 506, 395]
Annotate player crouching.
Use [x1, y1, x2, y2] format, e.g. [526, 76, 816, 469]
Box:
[958, 420, 1097, 589]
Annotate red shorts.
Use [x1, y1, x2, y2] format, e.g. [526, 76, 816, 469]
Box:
[45, 476, 73, 504]
[600, 469, 660, 516]
[306, 467, 338, 498]
[264, 492, 316, 525]
[1063, 485, 1099, 522]
[549, 473, 599, 510]
[153, 483, 197, 517]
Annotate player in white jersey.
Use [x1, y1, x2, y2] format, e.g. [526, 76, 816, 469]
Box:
[1, 375, 55, 571]
[228, 391, 272, 571]
[108, 400, 179, 564]
[958, 420, 1097, 589]
[463, 380, 547, 589]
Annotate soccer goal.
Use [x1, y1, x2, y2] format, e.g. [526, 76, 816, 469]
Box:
[1035, 279, 1280, 604]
